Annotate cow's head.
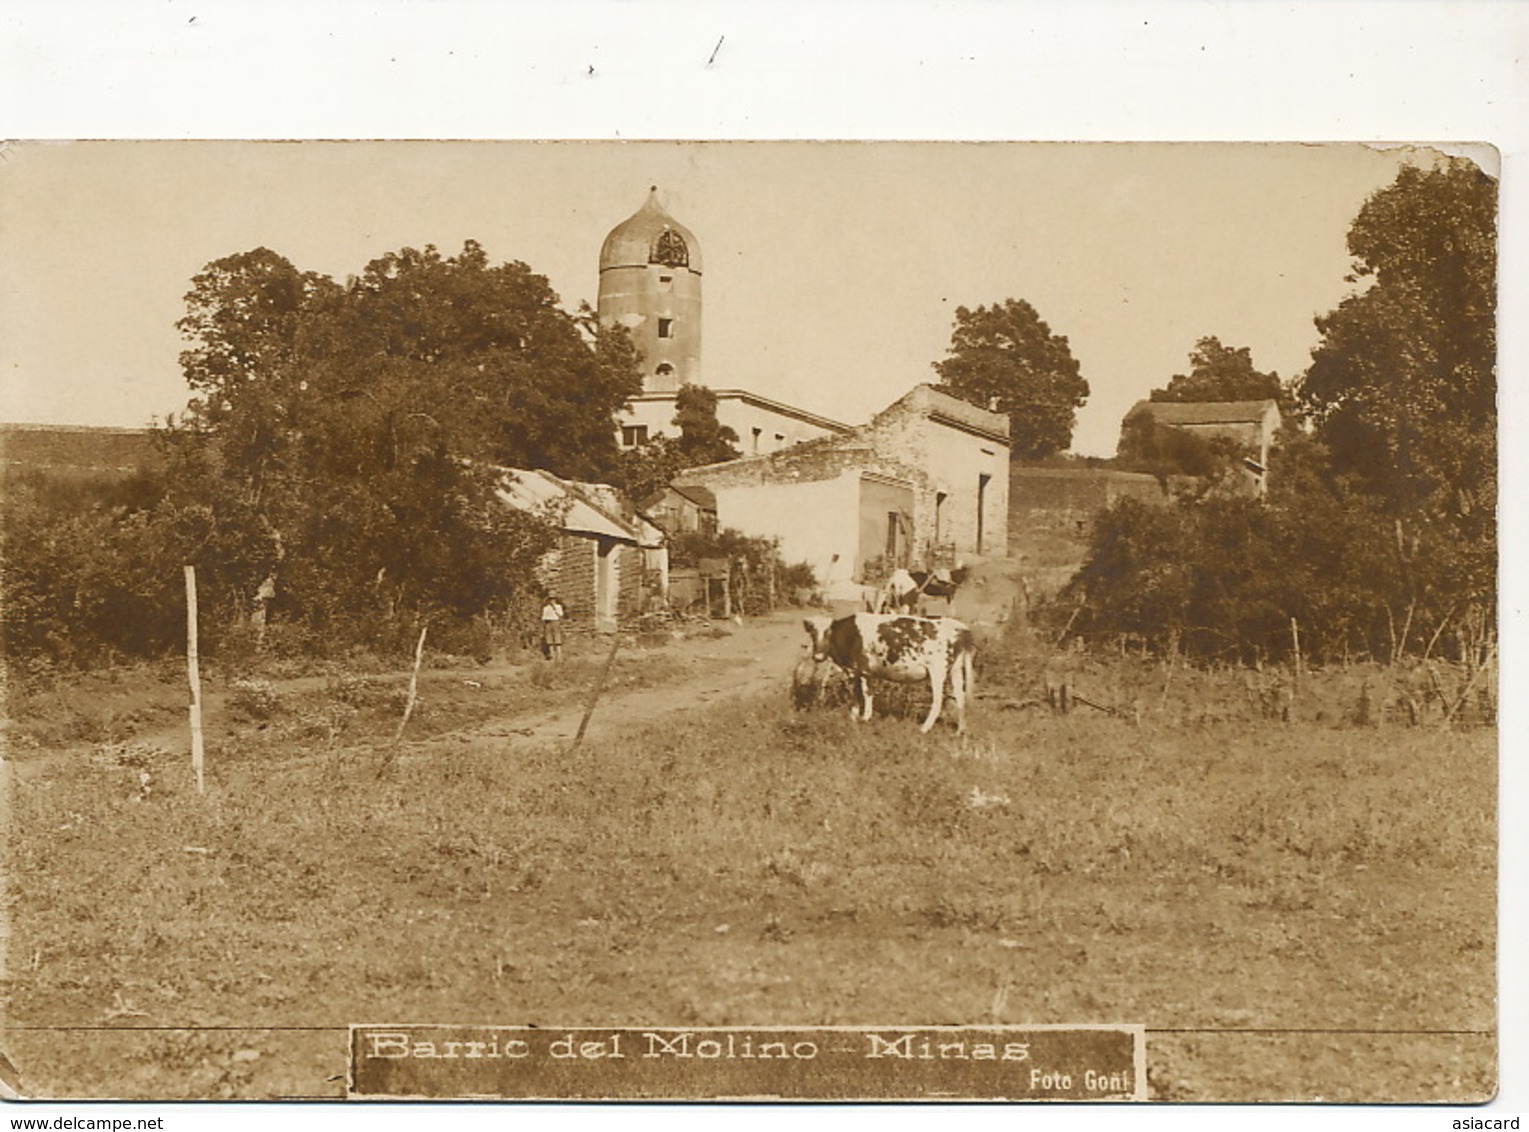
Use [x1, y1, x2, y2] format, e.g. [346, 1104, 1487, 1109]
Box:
[803, 616, 832, 661]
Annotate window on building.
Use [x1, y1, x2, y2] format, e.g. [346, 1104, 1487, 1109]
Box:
[657, 318, 674, 339]
[655, 363, 674, 377]
[977, 473, 992, 554]
[657, 274, 674, 292]
[621, 425, 649, 448]
[751, 426, 762, 454]
[650, 230, 689, 268]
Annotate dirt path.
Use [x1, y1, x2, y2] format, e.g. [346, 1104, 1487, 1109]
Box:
[425, 611, 812, 750]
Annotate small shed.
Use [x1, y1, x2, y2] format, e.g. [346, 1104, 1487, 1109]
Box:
[639, 483, 718, 538]
[496, 468, 668, 632]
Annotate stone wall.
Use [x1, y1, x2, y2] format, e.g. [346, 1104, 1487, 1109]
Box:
[1009, 466, 1166, 543]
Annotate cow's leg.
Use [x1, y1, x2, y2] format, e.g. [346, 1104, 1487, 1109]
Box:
[857, 675, 875, 722]
[920, 658, 948, 732]
[950, 649, 970, 735]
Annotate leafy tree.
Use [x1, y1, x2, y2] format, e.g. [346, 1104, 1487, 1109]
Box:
[933, 299, 1089, 460]
[163, 241, 638, 654]
[671, 383, 742, 466]
[616, 384, 742, 503]
[1150, 337, 1285, 406]
[617, 436, 686, 506]
[323, 241, 641, 482]
[1299, 158, 1496, 562]
[1114, 412, 1246, 489]
[1062, 161, 1497, 668]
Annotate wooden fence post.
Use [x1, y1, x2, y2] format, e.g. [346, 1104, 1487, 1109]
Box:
[392, 624, 429, 745]
[571, 630, 622, 752]
[184, 565, 205, 796]
[375, 624, 429, 778]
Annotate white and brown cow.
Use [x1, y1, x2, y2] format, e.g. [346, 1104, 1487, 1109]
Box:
[877, 567, 970, 615]
[802, 613, 975, 734]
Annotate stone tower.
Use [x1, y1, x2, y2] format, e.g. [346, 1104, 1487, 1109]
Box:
[598, 187, 702, 394]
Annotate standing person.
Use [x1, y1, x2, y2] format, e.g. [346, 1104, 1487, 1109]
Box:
[541, 593, 565, 661]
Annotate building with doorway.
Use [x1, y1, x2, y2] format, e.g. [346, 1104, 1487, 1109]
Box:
[673, 384, 1009, 588]
[495, 468, 667, 632]
[602, 188, 853, 456]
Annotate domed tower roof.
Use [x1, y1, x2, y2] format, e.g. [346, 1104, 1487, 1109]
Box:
[599, 187, 702, 275]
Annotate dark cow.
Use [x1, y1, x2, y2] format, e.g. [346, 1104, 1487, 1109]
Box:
[878, 567, 970, 615]
[802, 612, 975, 733]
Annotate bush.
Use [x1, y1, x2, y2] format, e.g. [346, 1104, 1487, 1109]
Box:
[1057, 482, 1483, 668]
[668, 528, 815, 615]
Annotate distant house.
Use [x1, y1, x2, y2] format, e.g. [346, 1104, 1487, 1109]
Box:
[639, 483, 718, 539]
[1122, 398, 1282, 496]
[674, 384, 1010, 588]
[495, 469, 668, 632]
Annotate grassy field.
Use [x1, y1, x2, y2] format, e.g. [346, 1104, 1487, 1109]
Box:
[2, 625, 1497, 1102]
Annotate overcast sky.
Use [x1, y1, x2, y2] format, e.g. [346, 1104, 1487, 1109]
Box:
[0, 139, 1434, 455]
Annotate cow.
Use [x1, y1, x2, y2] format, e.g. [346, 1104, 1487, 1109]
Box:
[877, 566, 970, 615]
[802, 612, 975, 733]
[876, 568, 921, 614]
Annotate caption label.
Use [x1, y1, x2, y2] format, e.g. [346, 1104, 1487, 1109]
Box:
[349, 1024, 1144, 1101]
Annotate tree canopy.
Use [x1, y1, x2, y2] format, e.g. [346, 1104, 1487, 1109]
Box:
[1150, 337, 1284, 405]
[160, 241, 645, 649]
[616, 383, 742, 503]
[932, 299, 1089, 460]
[1300, 159, 1496, 532]
[1065, 158, 1498, 666]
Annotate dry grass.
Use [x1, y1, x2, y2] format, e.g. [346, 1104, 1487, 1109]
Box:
[4, 628, 1496, 1102]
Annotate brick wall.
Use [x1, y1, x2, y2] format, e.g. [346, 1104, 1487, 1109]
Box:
[544, 534, 598, 627]
[617, 542, 645, 618]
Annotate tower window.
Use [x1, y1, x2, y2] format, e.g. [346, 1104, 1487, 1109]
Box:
[657, 274, 674, 292]
[650, 229, 689, 268]
[658, 318, 674, 339]
[655, 363, 674, 377]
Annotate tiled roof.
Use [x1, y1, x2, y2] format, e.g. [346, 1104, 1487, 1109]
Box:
[1126, 399, 1279, 426]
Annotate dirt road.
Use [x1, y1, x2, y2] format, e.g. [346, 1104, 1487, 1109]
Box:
[410, 611, 814, 750]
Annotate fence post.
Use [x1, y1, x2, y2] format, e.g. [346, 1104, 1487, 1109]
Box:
[184, 565, 205, 796]
[571, 630, 622, 751]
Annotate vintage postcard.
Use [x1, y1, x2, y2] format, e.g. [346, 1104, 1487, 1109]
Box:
[0, 140, 1499, 1107]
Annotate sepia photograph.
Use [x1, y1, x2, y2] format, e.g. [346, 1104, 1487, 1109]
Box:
[0, 136, 1499, 1105]
[0, 2, 1521, 1123]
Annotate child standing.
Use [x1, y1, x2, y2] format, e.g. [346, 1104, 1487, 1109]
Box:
[541, 594, 565, 661]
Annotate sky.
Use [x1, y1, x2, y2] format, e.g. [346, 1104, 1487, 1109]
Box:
[0, 140, 1430, 456]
